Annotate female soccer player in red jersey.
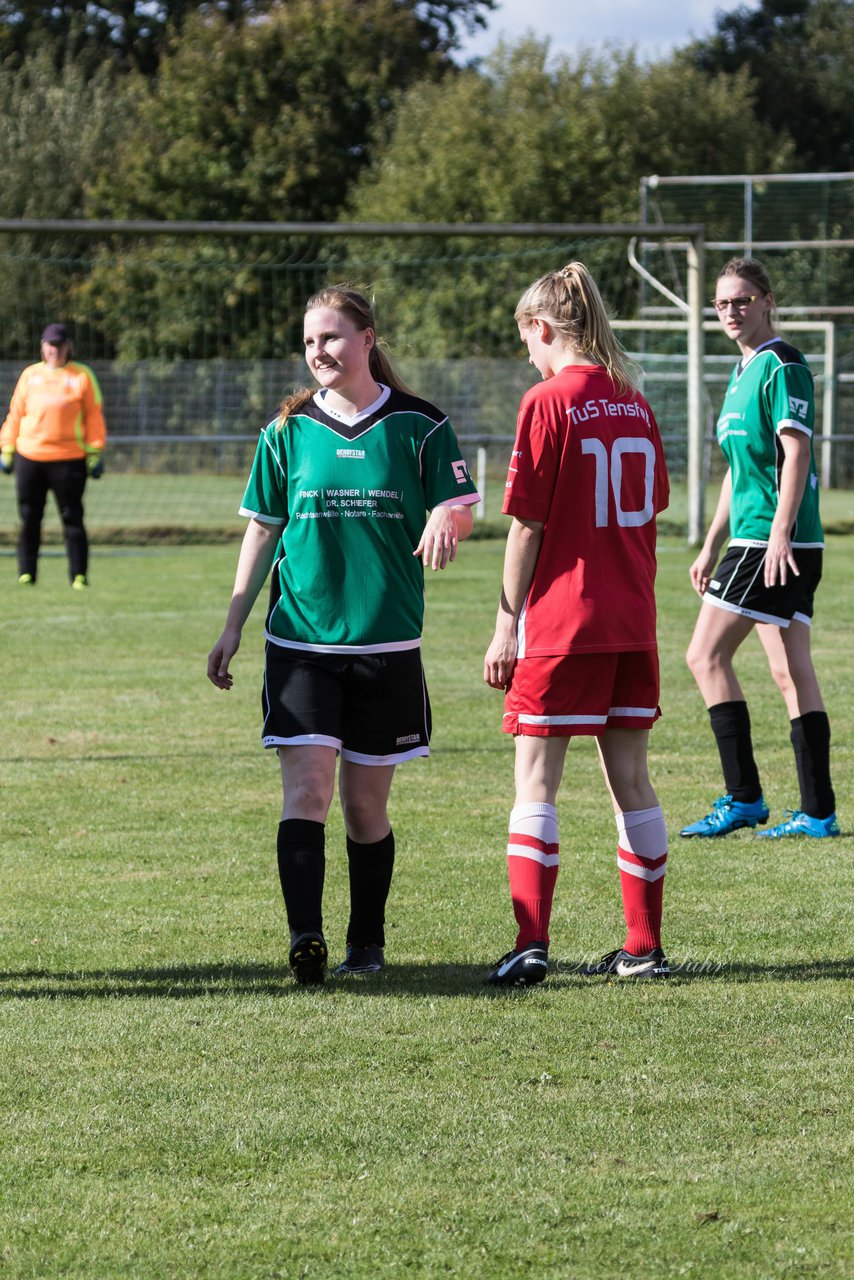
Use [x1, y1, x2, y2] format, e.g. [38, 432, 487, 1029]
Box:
[483, 263, 671, 986]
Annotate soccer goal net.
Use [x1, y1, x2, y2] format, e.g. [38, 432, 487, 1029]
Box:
[0, 219, 705, 543]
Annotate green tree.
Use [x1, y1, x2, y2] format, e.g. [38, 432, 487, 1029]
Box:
[0, 0, 494, 75]
[351, 40, 791, 227]
[79, 0, 496, 356]
[343, 40, 792, 358]
[0, 47, 129, 357]
[687, 0, 854, 171]
[91, 0, 498, 225]
[0, 47, 127, 219]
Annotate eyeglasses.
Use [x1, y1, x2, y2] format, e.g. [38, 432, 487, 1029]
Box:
[712, 295, 759, 313]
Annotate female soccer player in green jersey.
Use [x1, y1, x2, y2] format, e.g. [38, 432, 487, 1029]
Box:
[681, 258, 839, 841]
[207, 286, 479, 983]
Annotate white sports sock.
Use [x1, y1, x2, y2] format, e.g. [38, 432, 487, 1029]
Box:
[509, 801, 559, 846]
[616, 805, 668, 858]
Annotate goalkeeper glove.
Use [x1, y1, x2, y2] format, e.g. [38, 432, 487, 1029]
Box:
[0, 446, 13, 474]
[87, 451, 104, 479]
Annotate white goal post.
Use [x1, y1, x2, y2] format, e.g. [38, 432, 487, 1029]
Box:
[0, 217, 708, 541]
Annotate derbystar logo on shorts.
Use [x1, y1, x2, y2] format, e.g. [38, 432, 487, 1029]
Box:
[396, 733, 420, 745]
[336, 448, 366, 459]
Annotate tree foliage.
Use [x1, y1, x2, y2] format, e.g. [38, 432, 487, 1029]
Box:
[687, 0, 854, 170]
[0, 47, 127, 219]
[90, 1, 486, 223]
[350, 40, 792, 227]
[0, 0, 494, 75]
[1, 4, 853, 361]
[78, 0, 502, 355]
[339, 40, 796, 357]
[0, 47, 132, 357]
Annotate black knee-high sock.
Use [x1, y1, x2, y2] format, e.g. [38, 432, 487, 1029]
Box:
[790, 712, 835, 818]
[277, 819, 325, 936]
[345, 830, 395, 947]
[708, 701, 762, 802]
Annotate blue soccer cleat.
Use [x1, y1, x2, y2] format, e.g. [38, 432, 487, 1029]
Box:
[756, 810, 840, 839]
[680, 794, 770, 838]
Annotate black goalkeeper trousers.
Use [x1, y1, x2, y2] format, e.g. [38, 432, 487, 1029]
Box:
[15, 455, 88, 580]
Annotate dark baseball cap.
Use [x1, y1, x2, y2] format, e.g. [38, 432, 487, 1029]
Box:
[41, 323, 70, 344]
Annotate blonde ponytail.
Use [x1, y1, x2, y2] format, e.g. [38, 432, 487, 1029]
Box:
[515, 261, 638, 394]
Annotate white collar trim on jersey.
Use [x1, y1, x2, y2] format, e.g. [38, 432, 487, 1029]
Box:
[313, 384, 391, 426]
[738, 337, 778, 373]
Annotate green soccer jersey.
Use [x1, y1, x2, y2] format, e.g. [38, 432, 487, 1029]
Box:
[716, 338, 823, 547]
[240, 385, 479, 652]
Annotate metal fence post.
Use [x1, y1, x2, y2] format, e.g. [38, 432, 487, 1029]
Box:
[821, 321, 837, 489]
[476, 446, 486, 519]
[687, 233, 706, 546]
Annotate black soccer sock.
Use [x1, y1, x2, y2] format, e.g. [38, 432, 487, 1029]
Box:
[790, 711, 835, 819]
[276, 819, 325, 936]
[708, 701, 762, 803]
[345, 829, 395, 948]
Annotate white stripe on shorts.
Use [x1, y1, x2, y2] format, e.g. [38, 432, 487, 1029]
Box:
[702, 592, 793, 628]
[726, 545, 764, 607]
[263, 732, 342, 751]
[341, 745, 430, 766]
[608, 706, 657, 718]
[518, 713, 608, 726]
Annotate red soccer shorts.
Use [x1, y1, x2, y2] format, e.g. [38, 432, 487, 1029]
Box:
[503, 649, 661, 737]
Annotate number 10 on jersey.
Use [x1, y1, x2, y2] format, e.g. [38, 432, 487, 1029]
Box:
[581, 436, 656, 528]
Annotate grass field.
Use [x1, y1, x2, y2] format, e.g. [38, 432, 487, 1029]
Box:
[2, 472, 854, 541]
[1, 538, 852, 1279]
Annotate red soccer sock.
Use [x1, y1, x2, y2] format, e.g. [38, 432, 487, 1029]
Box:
[616, 806, 668, 954]
[506, 802, 559, 949]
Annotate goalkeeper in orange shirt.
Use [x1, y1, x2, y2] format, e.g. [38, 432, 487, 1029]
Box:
[1, 323, 107, 588]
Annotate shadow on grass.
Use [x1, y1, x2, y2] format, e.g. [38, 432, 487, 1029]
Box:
[0, 956, 850, 999]
[0, 751, 239, 764]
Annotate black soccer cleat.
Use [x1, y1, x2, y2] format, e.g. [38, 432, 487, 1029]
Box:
[288, 931, 328, 985]
[485, 942, 549, 988]
[334, 943, 385, 975]
[578, 946, 670, 980]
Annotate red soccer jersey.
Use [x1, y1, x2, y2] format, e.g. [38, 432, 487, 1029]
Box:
[503, 364, 669, 656]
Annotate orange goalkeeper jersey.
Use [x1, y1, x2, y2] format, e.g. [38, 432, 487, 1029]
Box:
[0, 360, 107, 462]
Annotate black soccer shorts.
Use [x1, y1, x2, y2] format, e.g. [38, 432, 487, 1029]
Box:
[703, 542, 822, 626]
[262, 642, 432, 764]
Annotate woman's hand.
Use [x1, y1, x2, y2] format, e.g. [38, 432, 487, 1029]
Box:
[207, 625, 241, 689]
[414, 506, 460, 571]
[691, 470, 731, 596]
[689, 546, 718, 597]
[484, 623, 518, 690]
[764, 526, 799, 588]
[765, 430, 809, 587]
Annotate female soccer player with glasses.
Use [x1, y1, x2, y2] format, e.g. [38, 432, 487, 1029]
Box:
[680, 257, 838, 840]
[712, 294, 760, 313]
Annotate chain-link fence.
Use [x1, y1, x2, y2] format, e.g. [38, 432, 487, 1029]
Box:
[1, 222, 711, 538]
